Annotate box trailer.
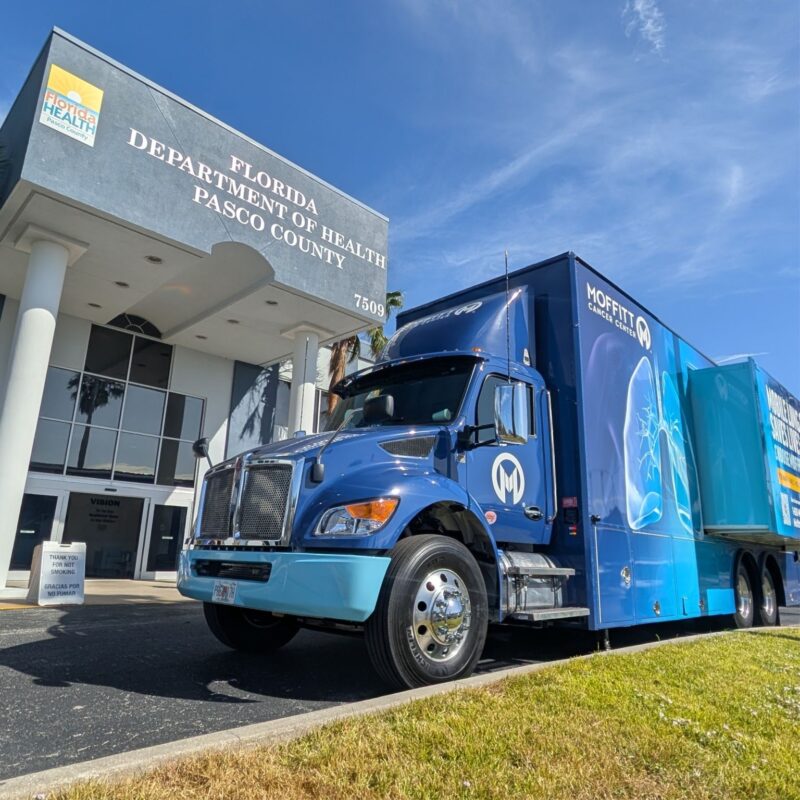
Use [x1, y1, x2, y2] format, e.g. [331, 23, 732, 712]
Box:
[178, 252, 800, 688]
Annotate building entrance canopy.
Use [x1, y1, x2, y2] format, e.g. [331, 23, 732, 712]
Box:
[0, 29, 388, 366]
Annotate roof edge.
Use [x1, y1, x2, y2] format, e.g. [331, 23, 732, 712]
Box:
[49, 27, 389, 223]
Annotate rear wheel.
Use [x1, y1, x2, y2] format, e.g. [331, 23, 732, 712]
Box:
[757, 566, 779, 627]
[365, 535, 489, 689]
[731, 561, 755, 629]
[203, 603, 299, 653]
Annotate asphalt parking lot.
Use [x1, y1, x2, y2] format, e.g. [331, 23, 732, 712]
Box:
[1, 594, 797, 781]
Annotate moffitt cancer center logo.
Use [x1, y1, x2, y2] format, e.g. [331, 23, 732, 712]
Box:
[39, 64, 104, 147]
[492, 453, 526, 505]
[585, 281, 651, 350]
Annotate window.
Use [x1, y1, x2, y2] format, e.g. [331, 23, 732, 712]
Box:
[122, 386, 165, 435]
[28, 324, 204, 488]
[30, 420, 71, 473]
[84, 326, 132, 379]
[129, 338, 172, 388]
[326, 357, 475, 431]
[528, 385, 537, 435]
[157, 439, 197, 487]
[74, 376, 125, 428]
[315, 390, 331, 433]
[476, 375, 506, 444]
[39, 367, 79, 420]
[115, 433, 159, 483]
[66, 425, 117, 479]
[164, 394, 203, 440]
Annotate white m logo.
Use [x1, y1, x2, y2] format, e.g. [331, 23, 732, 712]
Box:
[491, 453, 525, 505]
[635, 316, 651, 350]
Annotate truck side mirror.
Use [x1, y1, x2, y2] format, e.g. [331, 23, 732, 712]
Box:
[494, 382, 529, 444]
[192, 437, 213, 468]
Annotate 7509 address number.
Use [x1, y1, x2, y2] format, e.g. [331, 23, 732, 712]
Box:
[354, 293, 385, 318]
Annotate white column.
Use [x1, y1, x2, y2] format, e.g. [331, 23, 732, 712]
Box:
[287, 328, 320, 435]
[0, 239, 69, 589]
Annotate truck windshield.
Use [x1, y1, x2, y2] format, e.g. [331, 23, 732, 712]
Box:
[326, 357, 476, 430]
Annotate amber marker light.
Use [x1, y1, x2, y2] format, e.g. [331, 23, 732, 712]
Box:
[344, 498, 399, 523]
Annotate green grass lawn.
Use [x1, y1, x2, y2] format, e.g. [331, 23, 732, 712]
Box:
[58, 629, 800, 800]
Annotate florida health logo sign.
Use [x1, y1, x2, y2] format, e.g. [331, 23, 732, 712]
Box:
[39, 64, 104, 147]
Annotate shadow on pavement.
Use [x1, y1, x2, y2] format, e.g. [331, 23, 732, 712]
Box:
[0, 600, 756, 705]
[0, 602, 387, 704]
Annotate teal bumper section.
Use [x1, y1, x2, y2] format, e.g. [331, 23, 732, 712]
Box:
[177, 549, 391, 623]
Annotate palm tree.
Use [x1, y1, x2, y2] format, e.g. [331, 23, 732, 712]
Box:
[68, 375, 126, 470]
[327, 290, 404, 413]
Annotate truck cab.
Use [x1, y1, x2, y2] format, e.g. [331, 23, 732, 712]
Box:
[178, 289, 573, 688]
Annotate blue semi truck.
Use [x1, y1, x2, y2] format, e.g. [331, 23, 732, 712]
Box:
[178, 252, 800, 688]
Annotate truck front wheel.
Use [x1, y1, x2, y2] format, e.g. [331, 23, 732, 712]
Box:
[365, 535, 489, 689]
[203, 603, 299, 653]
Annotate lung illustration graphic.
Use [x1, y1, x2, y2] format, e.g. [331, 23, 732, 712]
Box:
[660, 370, 695, 535]
[624, 356, 663, 529]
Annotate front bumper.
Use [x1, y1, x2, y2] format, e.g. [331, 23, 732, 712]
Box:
[178, 548, 391, 623]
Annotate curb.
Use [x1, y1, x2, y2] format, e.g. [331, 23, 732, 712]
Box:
[0, 627, 792, 799]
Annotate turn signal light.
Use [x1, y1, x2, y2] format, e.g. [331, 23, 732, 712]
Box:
[344, 498, 399, 523]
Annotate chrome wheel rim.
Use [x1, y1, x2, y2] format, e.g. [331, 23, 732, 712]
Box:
[737, 573, 753, 620]
[412, 568, 471, 662]
[761, 574, 776, 620]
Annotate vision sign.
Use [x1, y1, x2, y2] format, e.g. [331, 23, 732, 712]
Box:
[14, 30, 388, 324]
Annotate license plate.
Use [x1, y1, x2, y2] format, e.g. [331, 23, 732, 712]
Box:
[212, 579, 237, 605]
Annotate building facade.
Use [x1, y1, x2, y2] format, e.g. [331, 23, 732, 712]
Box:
[0, 30, 388, 588]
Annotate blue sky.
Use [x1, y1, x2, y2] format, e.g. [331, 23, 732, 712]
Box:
[2, 1, 798, 392]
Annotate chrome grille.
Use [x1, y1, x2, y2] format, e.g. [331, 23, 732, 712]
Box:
[199, 469, 234, 537]
[238, 465, 293, 541]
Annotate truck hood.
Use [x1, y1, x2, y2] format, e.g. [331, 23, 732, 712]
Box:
[236, 425, 444, 463]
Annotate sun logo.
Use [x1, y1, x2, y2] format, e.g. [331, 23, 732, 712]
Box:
[39, 64, 104, 147]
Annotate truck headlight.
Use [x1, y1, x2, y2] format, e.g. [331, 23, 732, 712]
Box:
[315, 497, 399, 536]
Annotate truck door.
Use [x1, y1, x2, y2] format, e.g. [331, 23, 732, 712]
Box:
[466, 374, 549, 546]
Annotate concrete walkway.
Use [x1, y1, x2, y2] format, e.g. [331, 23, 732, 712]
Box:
[0, 579, 188, 609]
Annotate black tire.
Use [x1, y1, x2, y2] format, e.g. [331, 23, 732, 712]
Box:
[757, 565, 780, 627]
[203, 603, 299, 653]
[731, 560, 755, 629]
[365, 535, 489, 689]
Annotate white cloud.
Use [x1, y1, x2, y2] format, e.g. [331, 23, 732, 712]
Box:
[384, 0, 798, 315]
[623, 0, 666, 55]
[391, 106, 610, 246]
[721, 164, 745, 210]
[397, 0, 541, 71]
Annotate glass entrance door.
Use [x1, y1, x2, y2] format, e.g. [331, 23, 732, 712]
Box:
[9, 491, 68, 581]
[62, 493, 145, 578]
[139, 503, 190, 580]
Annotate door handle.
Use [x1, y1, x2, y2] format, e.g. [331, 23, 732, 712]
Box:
[524, 506, 544, 521]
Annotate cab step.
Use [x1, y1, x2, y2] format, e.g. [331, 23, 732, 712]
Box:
[509, 606, 590, 622]
[504, 565, 575, 578]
